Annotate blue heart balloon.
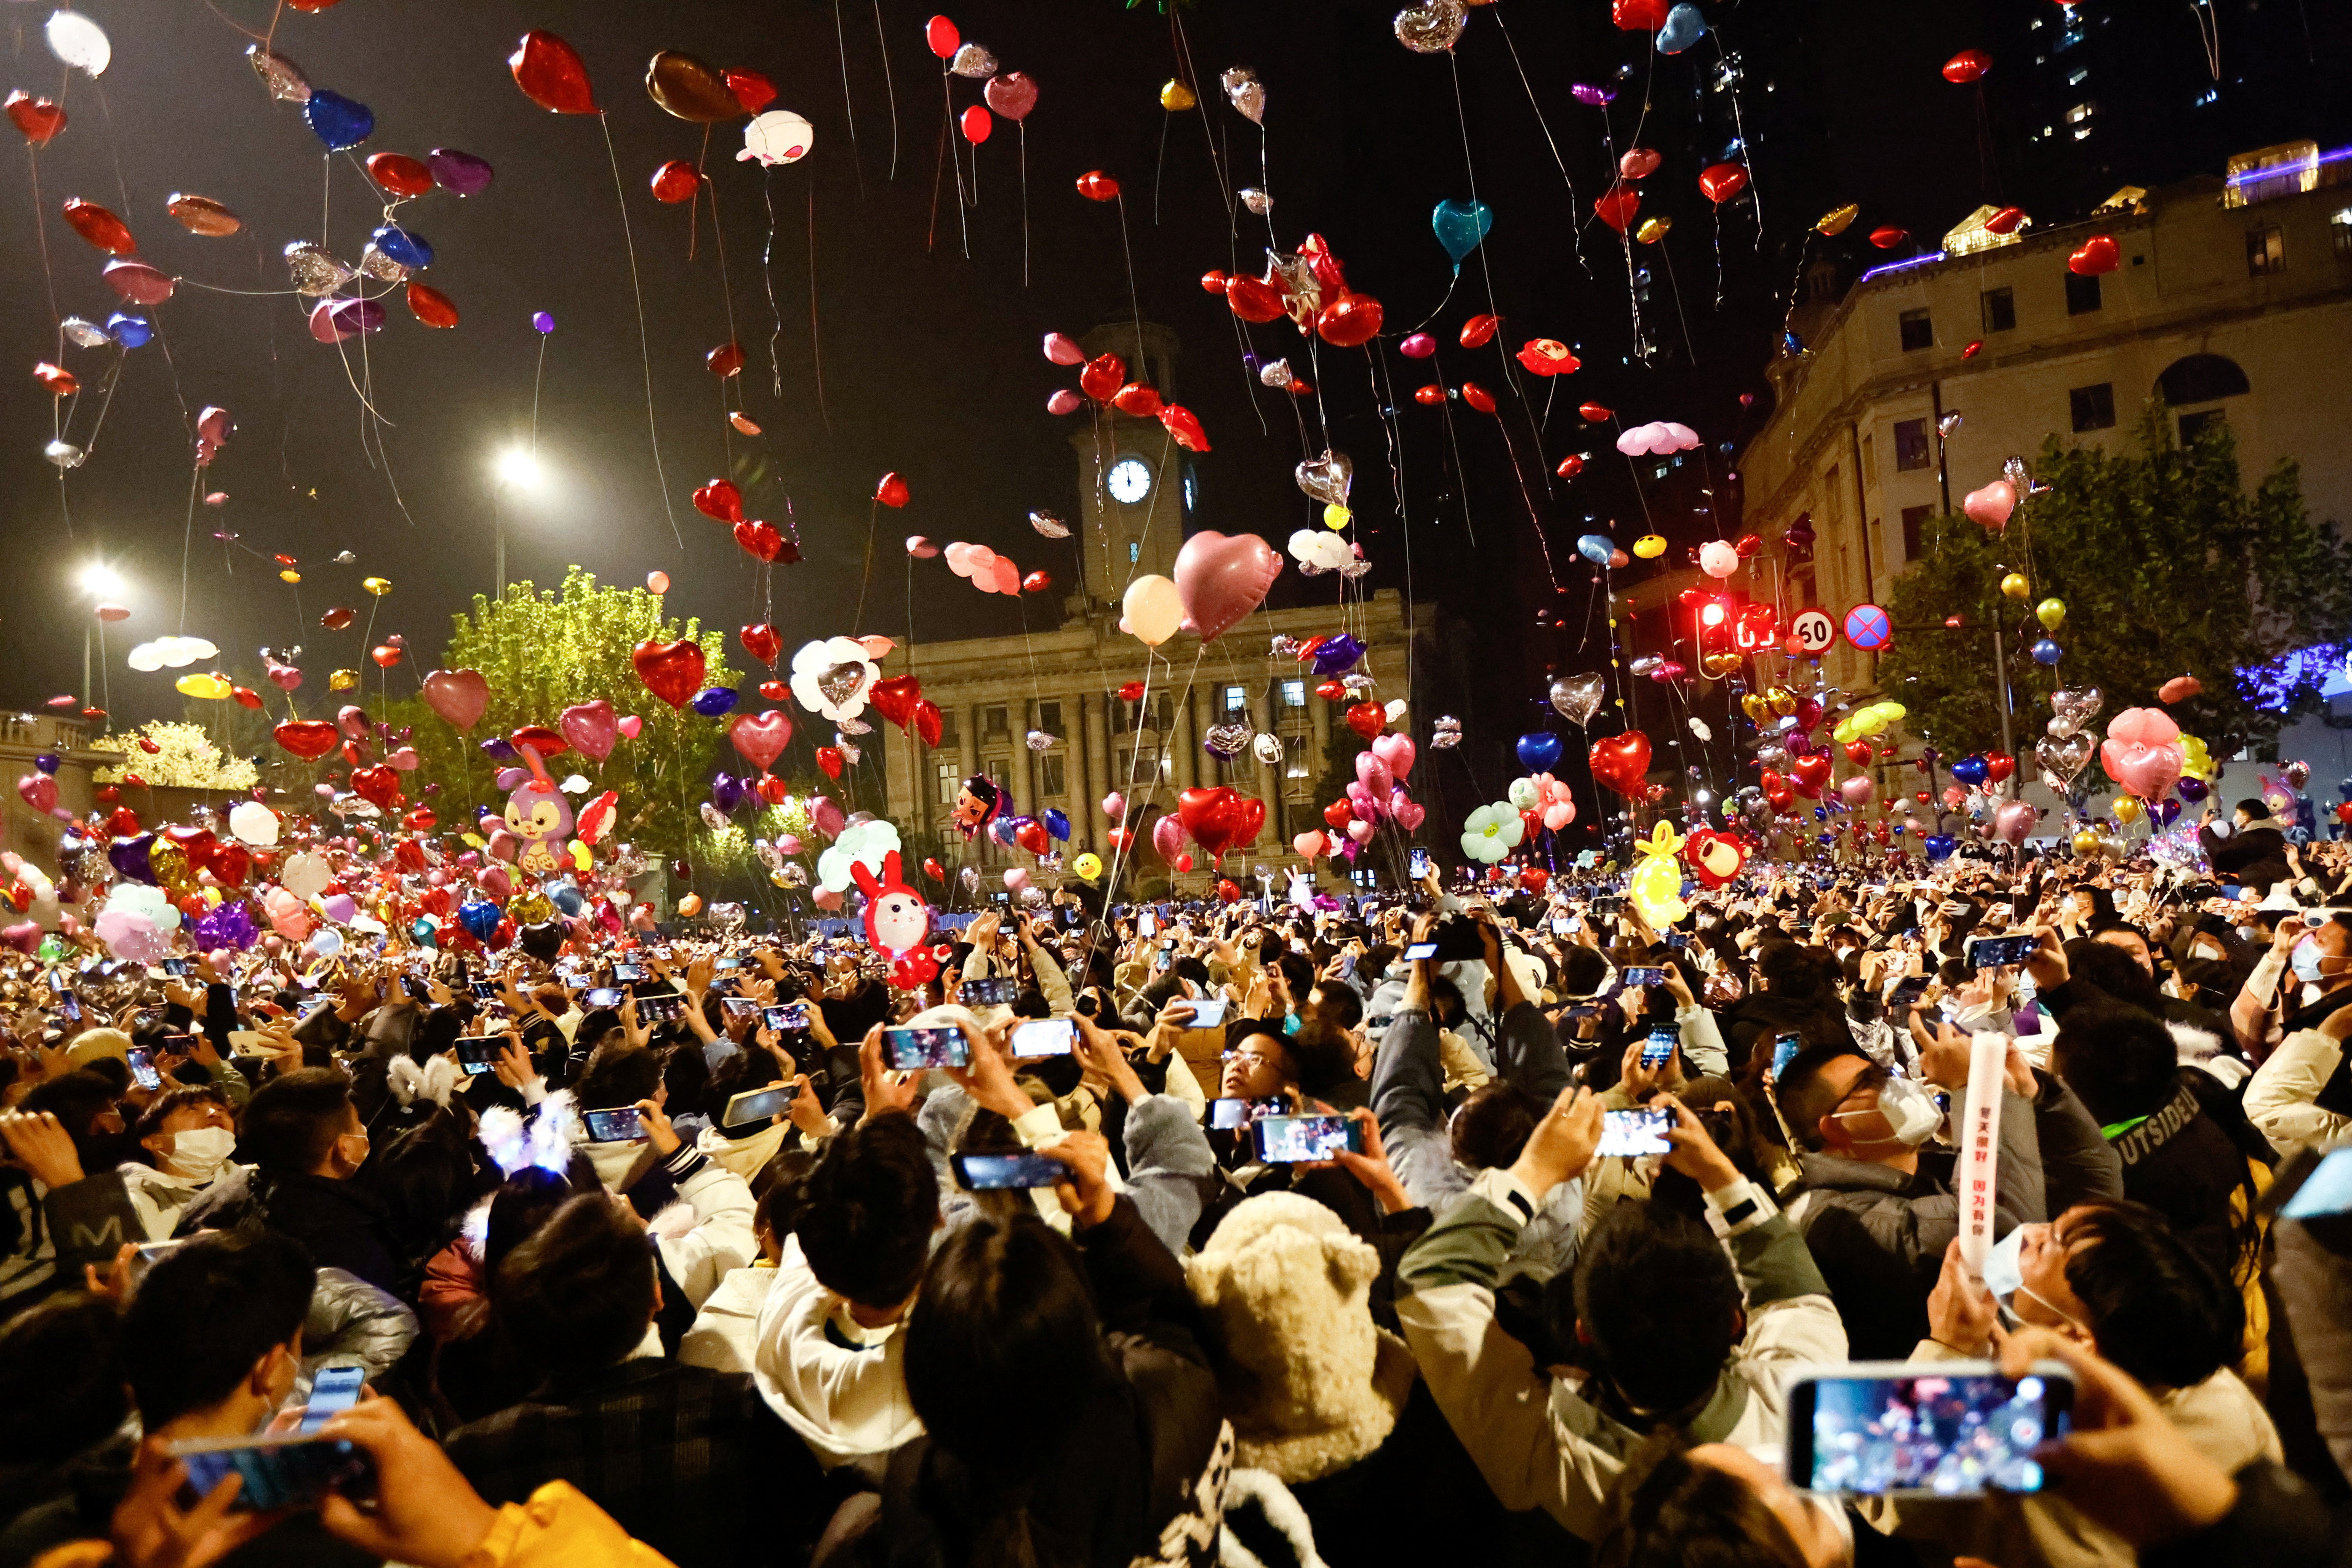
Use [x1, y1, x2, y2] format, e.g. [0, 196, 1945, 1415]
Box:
[457, 897, 502, 942]
[692, 686, 739, 716]
[545, 881, 585, 916]
[1923, 834, 1957, 862]
[304, 89, 375, 151]
[370, 225, 433, 271]
[1656, 3, 1706, 54]
[105, 313, 151, 348]
[1577, 533, 1616, 567]
[1516, 730, 1564, 773]
[1430, 198, 1493, 266]
[1950, 754, 1990, 788]
[1043, 807, 1070, 842]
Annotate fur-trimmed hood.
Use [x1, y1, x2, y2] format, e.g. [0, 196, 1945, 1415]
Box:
[1185, 1192, 1415, 1484]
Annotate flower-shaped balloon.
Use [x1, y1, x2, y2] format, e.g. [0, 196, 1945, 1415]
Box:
[1507, 773, 1576, 832]
[1288, 530, 1354, 573]
[95, 907, 166, 963]
[790, 636, 878, 723]
[1628, 821, 1689, 927]
[2098, 707, 2184, 801]
[816, 817, 901, 894]
[108, 882, 182, 932]
[1460, 801, 1525, 863]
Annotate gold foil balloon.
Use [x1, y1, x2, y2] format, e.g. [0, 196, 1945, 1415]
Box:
[362, 576, 392, 596]
[1634, 216, 1672, 244]
[2000, 573, 2030, 599]
[2112, 795, 2144, 824]
[329, 668, 360, 691]
[149, 841, 194, 895]
[508, 892, 553, 924]
[1159, 79, 1197, 111]
[1816, 203, 1861, 236]
[2036, 597, 2066, 630]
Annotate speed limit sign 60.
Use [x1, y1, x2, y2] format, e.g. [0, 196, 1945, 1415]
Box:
[1789, 608, 1835, 655]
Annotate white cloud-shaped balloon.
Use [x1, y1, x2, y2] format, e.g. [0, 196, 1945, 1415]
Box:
[816, 817, 900, 894]
[228, 801, 281, 847]
[127, 635, 221, 671]
[1615, 421, 1702, 457]
[1287, 530, 1354, 573]
[739, 110, 814, 166]
[790, 636, 877, 723]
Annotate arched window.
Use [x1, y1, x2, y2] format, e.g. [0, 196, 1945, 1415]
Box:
[2156, 354, 2249, 405]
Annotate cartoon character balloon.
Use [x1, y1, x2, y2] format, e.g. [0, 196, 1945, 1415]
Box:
[1681, 827, 1749, 889]
[951, 774, 1002, 839]
[1628, 821, 1689, 927]
[495, 744, 573, 876]
[850, 849, 932, 956]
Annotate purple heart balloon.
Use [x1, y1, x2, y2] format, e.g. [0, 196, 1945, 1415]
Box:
[711, 772, 748, 815]
[480, 738, 519, 764]
[34, 753, 59, 775]
[109, 833, 158, 884]
[1311, 633, 1367, 677]
[427, 147, 495, 198]
[328, 297, 386, 336]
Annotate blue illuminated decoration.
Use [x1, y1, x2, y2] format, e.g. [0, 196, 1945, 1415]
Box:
[1859, 252, 1947, 283]
[2238, 643, 2352, 713]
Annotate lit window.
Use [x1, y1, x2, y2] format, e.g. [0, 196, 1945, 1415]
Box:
[2067, 68, 2087, 86]
[2073, 127, 2092, 141]
[1652, 463, 1669, 480]
[2247, 225, 2286, 276]
[1281, 679, 1306, 707]
[935, 763, 959, 806]
[1893, 419, 1932, 472]
[1898, 308, 1933, 351]
[2332, 208, 2352, 259]
[1127, 542, 1140, 564]
[2066, 102, 2094, 124]
[1223, 685, 1247, 714]
[2194, 89, 2217, 106]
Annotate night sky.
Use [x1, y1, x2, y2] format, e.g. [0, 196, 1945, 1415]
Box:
[2, 0, 2336, 761]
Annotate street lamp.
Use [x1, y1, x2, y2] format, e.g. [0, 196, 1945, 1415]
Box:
[490, 446, 546, 593]
[78, 560, 127, 714]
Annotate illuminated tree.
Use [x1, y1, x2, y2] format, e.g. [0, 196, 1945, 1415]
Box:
[91, 721, 258, 791]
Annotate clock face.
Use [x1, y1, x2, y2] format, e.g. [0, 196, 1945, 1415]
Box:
[1108, 457, 1152, 505]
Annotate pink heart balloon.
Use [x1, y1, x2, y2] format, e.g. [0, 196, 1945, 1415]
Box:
[1962, 479, 2017, 532]
[1347, 781, 1383, 821]
[387, 747, 420, 771]
[421, 668, 490, 730]
[561, 700, 619, 762]
[1291, 831, 1326, 858]
[988, 556, 1021, 596]
[17, 774, 56, 813]
[1152, 814, 1186, 862]
[812, 887, 844, 911]
[1354, 751, 1393, 797]
[1173, 530, 1284, 643]
[1390, 793, 1427, 832]
[810, 797, 845, 838]
[730, 709, 793, 772]
[1838, 775, 1876, 807]
[1046, 389, 1083, 416]
[984, 71, 1039, 122]
[478, 864, 513, 900]
[1, 923, 40, 955]
[615, 715, 643, 740]
[1346, 819, 1375, 843]
[1618, 147, 1662, 179]
[1102, 792, 1126, 821]
[1042, 331, 1084, 365]
[1993, 799, 2040, 844]
[1371, 732, 1416, 780]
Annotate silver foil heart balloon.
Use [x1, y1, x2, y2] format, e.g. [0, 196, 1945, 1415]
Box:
[1252, 732, 1285, 765]
[1220, 67, 1266, 124]
[1294, 449, 1353, 506]
[1549, 673, 1606, 726]
[247, 44, 311, 103]
[1028, 509, 1071, 539]
[1393, 0, 1467, 53]
[285, 242, 355, 297]
[1203, 723, 1251, 760]
[949, 44, 998, 78]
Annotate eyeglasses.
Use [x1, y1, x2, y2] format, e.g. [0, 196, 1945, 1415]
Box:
[1221, 1048, 1277, 1068]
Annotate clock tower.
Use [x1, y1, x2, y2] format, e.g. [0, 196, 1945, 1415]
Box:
[1068, 320, 1186, 620]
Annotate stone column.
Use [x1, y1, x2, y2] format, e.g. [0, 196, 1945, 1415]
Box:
[1082, 691, 1112, 847]
[1006, 698, 1033, 820]
[1172, 679, 1199, 791]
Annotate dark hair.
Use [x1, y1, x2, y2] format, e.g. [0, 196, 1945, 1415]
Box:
[2234, 798, 2270, 819]
[1450, 1084, 1542, 1172]
[0, 1293, 128, 1462]
[236, 1067, 357, 1175]
[133, 1084, 233, 1144]
[482, 1166, 581, 1277]
[1573, 1202, 1744, 1414]
[574, 1042, 662, 1110]
[1309, 981, 1364, 1032]
[1561, 946, 1611, 997]
[1284, 1019, 1359, 1099]
[78, 1056, 132, 1098]
[660, 1043, 711, 1117]
[493, 1193, 658, 1380]
[753, 1150, 815, 1249]
[2062, 1200, 2245, 1388]
[22, 1069, 122, 1141]
[902, 1213, 1110, 1489]
[795, 1112, 939, 1308]
[1753, 942, 1826, 1005]
[2051, 1004, 2177, 1124]
[1772, 1044, 1870, 1153]
[123, 1230, 315, 1427]
[2060, 938, 2163, 1014]
[1596, 1436, 1807, 1568]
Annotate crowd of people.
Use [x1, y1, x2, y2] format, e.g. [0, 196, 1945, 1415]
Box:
[2, 795, 2351, 1568]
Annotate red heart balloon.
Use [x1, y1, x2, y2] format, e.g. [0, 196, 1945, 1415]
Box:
[1698, 162, 1749, 204]
[729, 710, 793, 773]
[758, 679, 789, 701]
[1223, 274, 1285, 324]
[707, 342, 745, 378]
[1844, 740, 1874, 767]
[1790, 754, 1832, 798]
[869, 675, 921, 731]
[352, 766, 402, 810]
[756, 774, 788, 804]
[1985, 752, 2015, 784]
[874, 472, 910, 508]
[1588, 730, 1653, 797]
[725, 68, 778, 114]
[1460, 313, 1501, 348]
[739, 622, 781, 666]
[2068, 235, 2119, 276]
[5, 90, 66, 146]
[1315, 293, 1383, 348]
[510, 30, 599, 114]
[1075, 170, 1120, 203]
[1344, 703, 1386, 741]
[922, 857, 945, 881]
[1016, 820, 1050, 856]
[209, 843, 252, 887]
[1323, 799, 1355, 831]
[1117, 681, 1146, 702]
[1177, 786, 1248, 859]
[733, 519, 785, 562]
[1612, 0, 1669, 27]
[1111, 383, 1161, 418]
[366, 154, 435, 198]
[693, 478, 744, 523]
[511, 725, 569, 759]
[1593, 183, 1641, 234]
[815, 746, 845, 780]
[1079, 354, 1126, 402]
[273, 721, 340, 762]
[631, 638, 707, 709]
[913, 701, 943, 749]
[62, 199, 137, 257]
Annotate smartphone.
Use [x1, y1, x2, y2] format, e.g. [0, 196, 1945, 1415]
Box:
[468, 979, 498, 1000]
[1187, 996, 1229, 1029]
[721, 1084, 798, 1127]
[1640, 1027, 1678, 1070]
[1402, 941, 1439, 962]
[1622, 966, 1666, 988]
[582, 1107, 645, 1143]
[1252, 1114, 1362, 1163]
[1664, 931, 1689, 950]
[1409, 847, 1432, 882]
[168, 1435, 376, 1511]
[1565, 1002, 1605, 1020]
[611, 963, 647, 983]
[1770, 1031, 1804, 1079]
[764, 1001, 811, 1034]
[951, 1151, 1068, 1190]
[2272, 1146, 2352, 1220]
[298, 1365, 366, 1435]
[1010, 1018, 1077, 1058]
[1591, 896, 1623, 915]
[584, 987, 623, 1010]
[1966, 934, 2038, 969]
[454, 1037, 500, 1077]
[1596, 1107, 1674, 1157]
[399, 974, 429, 1000]
[1209, 1097, 1255, 1131]
[883, 1026, 969, 1070]
[1785, 1362, 2074, 1496]
[1551, 916, 1578, 936]
[1887, 975, 1930, 1013]
[2222, 884, 2244, 901]
[721, 996, 760, 1019]
[160, 1033, 199, 1056]
[161, 957, 191, 977]
[714, 956, 742, 971]
[963, 975, 1019, 1007]
[126, 1047, 163, 1091]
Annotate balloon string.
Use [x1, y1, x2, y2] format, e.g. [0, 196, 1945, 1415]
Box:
[1368, 344, 1417, 704]
[1151, 109, 1170, 226]
[1437, 379, 1478, 548]
[832, 0, 866, 200]
[1708, 31, 1763, 243]
[873, 0, 901, 180]
[597, 114, 684, 549]
[854, 499, 880, 632]
[807, 182, 831, 437]
[76, 349, 127, 455]
[940, 65, 970, 259]
[1115, 195, 1145, 379]
[24, 145, 61, 363]
[762, 168, 786, 400]
[1488, 8, 1588, 278]
[180, 466, 200, 633]
[1017, 124, 1030, 286]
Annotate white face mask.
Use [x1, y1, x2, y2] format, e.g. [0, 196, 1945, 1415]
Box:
[1831, 1073, 1943, 1148]
[166, 1125, 237, 1184]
